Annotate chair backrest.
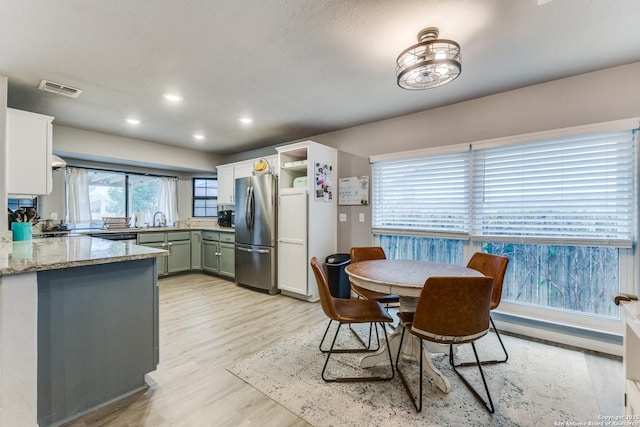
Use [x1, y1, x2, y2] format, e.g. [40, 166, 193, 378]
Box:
[411, 276, 494, 345]
[350, 247, 386, 263]
[310, 257, 339, 320]
[466, 252, 509, 310]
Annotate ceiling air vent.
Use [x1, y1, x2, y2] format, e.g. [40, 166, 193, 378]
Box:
[38, 80, 83, 98]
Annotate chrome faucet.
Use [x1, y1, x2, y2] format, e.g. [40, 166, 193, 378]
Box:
[153, 211, 166, 227]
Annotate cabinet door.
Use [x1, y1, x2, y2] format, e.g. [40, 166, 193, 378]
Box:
[277, 190, 308, 295]
[202, 240, 219, 274]
[217, 165, 235, 204]
[219, 242, 235, 278]
[234, 161, 255, 179]
[190, 231, 202, 270]
[167, 240, 191, 274]
[6, 108, 54, 196]
[143, 242, 168, 276]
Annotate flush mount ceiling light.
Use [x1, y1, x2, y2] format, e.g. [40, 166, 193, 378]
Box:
[193, 133, 205, 140]
[239, 117, 253, 124]
[396, 27, 461, 90]
[163, 93, 183, 102]
[125, 118, 141, 125]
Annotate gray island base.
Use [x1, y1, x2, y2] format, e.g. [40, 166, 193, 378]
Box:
[38, 258, 159, 426]
[0, 236, 166, 427]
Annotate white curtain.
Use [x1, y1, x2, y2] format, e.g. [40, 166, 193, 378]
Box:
[66, 167, 92, 223]
[159, 177, 179, 224]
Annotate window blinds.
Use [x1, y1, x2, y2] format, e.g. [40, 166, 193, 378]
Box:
[471, 130, 636, 247]
[372, 150, 470, 238]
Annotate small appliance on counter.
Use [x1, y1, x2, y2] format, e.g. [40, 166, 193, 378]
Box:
[218, 209, 233, 227]
[135, 211, 146, 228]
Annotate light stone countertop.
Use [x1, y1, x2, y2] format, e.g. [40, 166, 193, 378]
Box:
[0, 236, 168, 276]
[73, 225, 235, 235]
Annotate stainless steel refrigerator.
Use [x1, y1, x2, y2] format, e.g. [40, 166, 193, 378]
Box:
[234, 173, 279, 294]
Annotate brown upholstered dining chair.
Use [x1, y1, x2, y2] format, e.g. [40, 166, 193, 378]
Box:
[349, 247, 400, 305]
[348, 247, 400, 344]
[395, 276, 496, 413]
[310, 257, 394, 382]
[465, 252, 510, 365]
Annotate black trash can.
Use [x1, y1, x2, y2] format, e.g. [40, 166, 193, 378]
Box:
[325, 253, 351, 299]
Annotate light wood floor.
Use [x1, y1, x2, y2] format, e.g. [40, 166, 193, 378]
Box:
[68, 272, 622, 426]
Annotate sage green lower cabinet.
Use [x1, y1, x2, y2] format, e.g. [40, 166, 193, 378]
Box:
[201, 231, 235, 278]
[135, 229, 235, 278]
[137, 233, 168, 276]
[191, 231, 202, 270]
[166, 231, 191, 274]
[219, 233, 235, 278]
[137, 231, 190, 276]
[202, 239, 219, 274]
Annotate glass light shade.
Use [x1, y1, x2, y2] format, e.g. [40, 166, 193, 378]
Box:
[396, 37, 461, 90]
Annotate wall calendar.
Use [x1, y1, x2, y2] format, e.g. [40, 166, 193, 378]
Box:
[338, 175, 369, 206]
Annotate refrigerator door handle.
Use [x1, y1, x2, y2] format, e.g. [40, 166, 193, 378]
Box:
[236, 246, 270, 254]
[245, 185, 254, 229]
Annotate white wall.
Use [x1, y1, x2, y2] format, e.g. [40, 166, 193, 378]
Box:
[53, 125, 222, 173]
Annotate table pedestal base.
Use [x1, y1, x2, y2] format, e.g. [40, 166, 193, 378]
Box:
[359, 296, 452, 393]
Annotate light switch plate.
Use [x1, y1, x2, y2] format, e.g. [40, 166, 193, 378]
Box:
[339, 213, 347, 222]
[359, 213, 365, 222]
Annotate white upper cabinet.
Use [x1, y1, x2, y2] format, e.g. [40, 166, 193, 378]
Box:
[216, 155, 278, 206]
[216, 164, 235, 204]
[6, 108, 54, 197]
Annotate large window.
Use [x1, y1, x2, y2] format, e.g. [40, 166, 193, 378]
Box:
[372, 121, 638, 331]
[66, 167, 178, 228]
[193, 178, 217, 217]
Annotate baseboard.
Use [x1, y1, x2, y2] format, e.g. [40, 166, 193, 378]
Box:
[491, 311, 623, 357]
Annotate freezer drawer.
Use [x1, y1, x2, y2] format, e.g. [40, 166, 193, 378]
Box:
[235, 243, 278, 295]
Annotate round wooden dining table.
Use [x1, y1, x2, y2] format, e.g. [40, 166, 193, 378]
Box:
[345, 259, 484, 393]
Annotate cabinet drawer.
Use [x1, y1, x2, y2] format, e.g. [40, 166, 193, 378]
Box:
[202, 231, 219, 241]
[167, 231, 191, 241]
[138, 232, 165, 243]
[219, 232, 235, 243]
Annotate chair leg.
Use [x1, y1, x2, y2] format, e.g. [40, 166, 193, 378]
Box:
[322, 322, 394, 382]
[395, 328, 423, 412]
[489, 316, 509, 364]
[450, 342, 495, 413]
[456, 315, 508, 366]
[348, 322, 375, 349]
[322, 320, 380, 353]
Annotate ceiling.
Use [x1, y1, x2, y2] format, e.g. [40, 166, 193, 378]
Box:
[1, 0, 640, 156]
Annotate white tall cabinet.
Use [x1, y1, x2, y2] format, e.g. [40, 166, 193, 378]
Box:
[277, 141, 337, 301]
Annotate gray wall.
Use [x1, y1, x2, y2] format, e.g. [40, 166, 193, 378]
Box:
[226, 61, 640, 251]
[27, 61, 640, 247]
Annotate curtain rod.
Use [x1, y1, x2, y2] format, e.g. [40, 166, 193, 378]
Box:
[65, 164, 178, 180]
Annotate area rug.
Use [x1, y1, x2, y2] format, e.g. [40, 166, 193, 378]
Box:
[228, 322, 602, 426]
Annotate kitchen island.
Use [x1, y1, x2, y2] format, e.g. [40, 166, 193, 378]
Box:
[0, 236, 167, 427]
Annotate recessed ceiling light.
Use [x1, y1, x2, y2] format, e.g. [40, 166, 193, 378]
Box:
[239, 117, 253, 124]
[163, 93, 183, 102]
[193, 134, 205, 140]
[126, 118, 141, 125]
